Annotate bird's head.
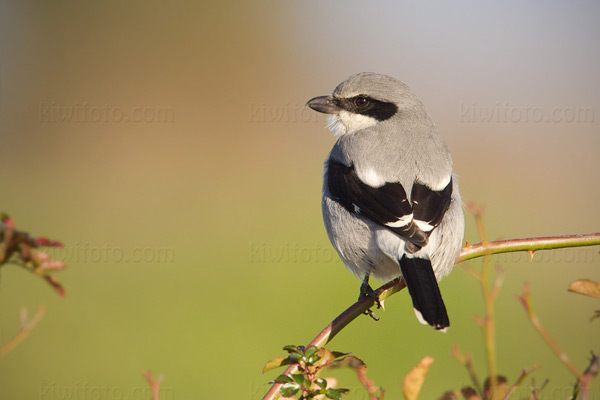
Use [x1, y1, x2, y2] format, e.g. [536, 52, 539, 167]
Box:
[306, 72, 428, 137]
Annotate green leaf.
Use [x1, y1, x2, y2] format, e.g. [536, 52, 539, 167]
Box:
[280, 383, 300, 397]
[315, 378, 327, 389]
[292, 373, 305, 386]
[283, 345, 301, 354]
[331, 355, 365, 369]
[262, 356, 294, 374]
[325, 389, 342, 399]
[313, 348, 333, 367]
[271, 375, 293, 384]
[330, 351, 350, 359]
[305, 346, 319, 358]
[308, 354, 321, 365]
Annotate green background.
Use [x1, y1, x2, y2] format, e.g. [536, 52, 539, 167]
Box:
[1, 1, 599, 399]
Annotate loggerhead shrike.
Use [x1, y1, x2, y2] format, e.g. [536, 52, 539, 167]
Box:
[306, 72, 464, 331]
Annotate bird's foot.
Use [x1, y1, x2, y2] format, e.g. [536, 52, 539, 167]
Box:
[359, 280, 381, 321]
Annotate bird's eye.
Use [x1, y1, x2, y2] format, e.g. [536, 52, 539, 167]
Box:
[354, 96, 369, 108]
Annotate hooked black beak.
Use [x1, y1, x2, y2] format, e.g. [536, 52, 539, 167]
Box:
[305, 96, 341, 114]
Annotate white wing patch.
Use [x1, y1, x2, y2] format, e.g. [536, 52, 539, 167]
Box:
[357, 167, 386, 188]
[414, 219, 434, 232]
[386, 213, 413, 228]
[430, 173, 452, 191]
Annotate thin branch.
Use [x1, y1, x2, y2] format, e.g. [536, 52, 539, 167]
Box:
[0, 305, 46, 358]
[471, 208, 499, 399]
[348, 357, 385, 400]
[142, 370, 163, 400]
[518, 283, 582, 378]
[451, 344, 483, 397]
[461, 262, 483, 281]
[490, 266, 505, 301]
[528, 379, 548, 400]
[575, 352, 599, 400]
[262, 279, 404, 400]
[458, 233, 600, 263]
[3, 260, 67, 297]
[503, 366, 539, 400]
[261, 233, 600, 400]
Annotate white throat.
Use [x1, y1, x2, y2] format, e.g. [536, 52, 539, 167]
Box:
[326, 111, 378, 137]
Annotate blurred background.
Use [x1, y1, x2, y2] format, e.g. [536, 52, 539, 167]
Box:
[1, 1, 599, 399]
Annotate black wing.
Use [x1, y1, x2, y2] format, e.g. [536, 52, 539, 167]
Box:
[327, 160, 426, 248]
[411, 179, 453, 232]
[327, 160, 452, 250]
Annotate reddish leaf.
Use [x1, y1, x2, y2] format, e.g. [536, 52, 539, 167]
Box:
[44, 275, 66, 297]
[33, 253, 66, 271]
[35, 237, 64, 248]
[0, 213, 15, 228]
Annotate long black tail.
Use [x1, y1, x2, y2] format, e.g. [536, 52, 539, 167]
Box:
[399, 255, 449, 330]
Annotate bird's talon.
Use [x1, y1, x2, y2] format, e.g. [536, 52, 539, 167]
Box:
[363, 308, 380, 321]
[375, 298, 382, 309]
[359, 279, 382, 320]
[359, 282, 381, 306]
